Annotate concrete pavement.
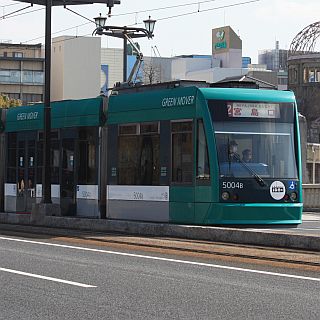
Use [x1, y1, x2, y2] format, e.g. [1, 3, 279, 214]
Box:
[0, 211, 319, 252]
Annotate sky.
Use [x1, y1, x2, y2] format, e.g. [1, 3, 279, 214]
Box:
[1, 0, 320, 62]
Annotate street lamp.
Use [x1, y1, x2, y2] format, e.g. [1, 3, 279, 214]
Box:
[143, 16, 156, 36]
[94, 13, 107, 31]
[93, 17, 156, 83]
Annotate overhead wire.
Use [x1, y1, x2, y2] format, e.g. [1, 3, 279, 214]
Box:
[0, 2, 21, 8]
[23, 22, 92, 43]
[0, 6, 44, 20]
[52, 33, 92, 45]
[0, 4, 33, 19]
[64, 6, 95, 24]
[0, 0, 260, 49]
[111, 0, 220, 17]
[137, 0, 260, 24]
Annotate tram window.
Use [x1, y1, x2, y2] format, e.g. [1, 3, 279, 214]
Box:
[36, 141, 43, 184]
[79, 128, 97, 185]
[38, 131, 59, 141]
[119, 124, 138, 135]
[171, 121, 193, 184]
[7, 145, 17, 167]
[118, 123, 160, 185]
[140, 122, 159, 134]
[79, 141, 96, 184]
[18, 148, 24, 168]
[51, 140, 60, 184]
[7, 133, 17, 183]
[28, 141, 35, 168]
[172, 121, 192, 133]
[7, 133, 17, 148]
[7, 168, 16, 183]
[36, 135, 59, 184]
[196, 120, 210, 181]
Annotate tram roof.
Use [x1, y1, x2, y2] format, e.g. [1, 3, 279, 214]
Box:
[107, 84, 296, 125]
[111, 80, 296, 104]
[108, 85, 296, 114]
[199, 87, 296, 103]
[5, 97, 104, 132]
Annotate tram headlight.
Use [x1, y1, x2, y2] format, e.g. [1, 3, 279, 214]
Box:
[290, 192, 298, 201]
[221, 191, 230, 201]
[232, 194, 239, 201]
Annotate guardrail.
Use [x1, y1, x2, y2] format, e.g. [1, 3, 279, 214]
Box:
[302, 184, 320, 210]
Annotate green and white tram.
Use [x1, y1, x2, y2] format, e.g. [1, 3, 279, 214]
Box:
[2, 81, 302, 224]
[106, 82, 302, 224]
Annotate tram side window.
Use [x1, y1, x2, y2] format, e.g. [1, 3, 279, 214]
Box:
[78, 127, 97, 184]
[36, 141, 43, 184]
[7, 133, 17, 183]
[118, 123, 160, 185]
[37, 131, 59, 184]
[171, 121, 193, 184]
[51, 140, 60, 184]
[196, 120, 210, 181]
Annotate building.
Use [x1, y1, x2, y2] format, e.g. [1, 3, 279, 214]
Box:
[51, 36, 101, 101]
[50, 27, 287, 100]
[288, 53, 320, 142]
[212, 26, 242, 68]
[258, 41, 288, 71]
[242, 57, 251, 68]
[0, 43, 44, 104]
[99, 26, 244, 90]
[101, 47, 123, 92]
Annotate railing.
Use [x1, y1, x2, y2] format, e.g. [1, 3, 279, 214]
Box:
[302, 184, 320, 210]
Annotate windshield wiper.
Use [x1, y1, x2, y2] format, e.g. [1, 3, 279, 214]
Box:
[232, 153, 267, 187]
[225, 139, 266, 186]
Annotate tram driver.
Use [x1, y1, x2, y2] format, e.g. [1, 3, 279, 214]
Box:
[228, 140, 240, 162]
[242, 149, 252, 163]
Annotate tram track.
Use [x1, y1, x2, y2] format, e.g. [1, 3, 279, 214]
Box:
[1, 224, 320, 271]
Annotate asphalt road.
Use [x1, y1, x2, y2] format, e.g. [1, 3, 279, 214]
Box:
[0, 232, 319, 320]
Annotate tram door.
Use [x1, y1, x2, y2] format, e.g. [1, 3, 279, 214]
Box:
[60, 135, 77, 215]
[16, 133, 36, 213]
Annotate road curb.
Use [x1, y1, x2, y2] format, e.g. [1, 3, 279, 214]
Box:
[0, 212, 319, 252]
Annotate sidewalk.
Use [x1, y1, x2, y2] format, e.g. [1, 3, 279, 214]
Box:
[0, 212, 319, 252]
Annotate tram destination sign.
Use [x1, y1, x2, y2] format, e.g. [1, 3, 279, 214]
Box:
[227, 102, 280, 119]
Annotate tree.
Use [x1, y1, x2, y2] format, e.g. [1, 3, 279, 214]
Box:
[0, 94, 22, 108]
[143, 61, 162, 85]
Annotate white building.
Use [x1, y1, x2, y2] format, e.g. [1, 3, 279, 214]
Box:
[101, 48, 123, 92]
[51, 36, 101, 101]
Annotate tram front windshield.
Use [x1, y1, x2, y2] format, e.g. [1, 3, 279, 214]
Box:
[208, 100, 298, 179]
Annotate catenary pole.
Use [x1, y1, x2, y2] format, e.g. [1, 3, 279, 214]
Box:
[43, 0, 52, 203]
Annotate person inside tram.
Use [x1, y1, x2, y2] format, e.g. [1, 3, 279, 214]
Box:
[228, 140, 240, 162]
[18, 178, 25, 195]
[242, 149, 253, 163]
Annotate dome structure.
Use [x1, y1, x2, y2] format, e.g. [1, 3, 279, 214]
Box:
[289, 21, 320, 55]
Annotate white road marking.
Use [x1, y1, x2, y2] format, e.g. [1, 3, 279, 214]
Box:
[0, 236, 319, 283]
[0, 267, 96, 288]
